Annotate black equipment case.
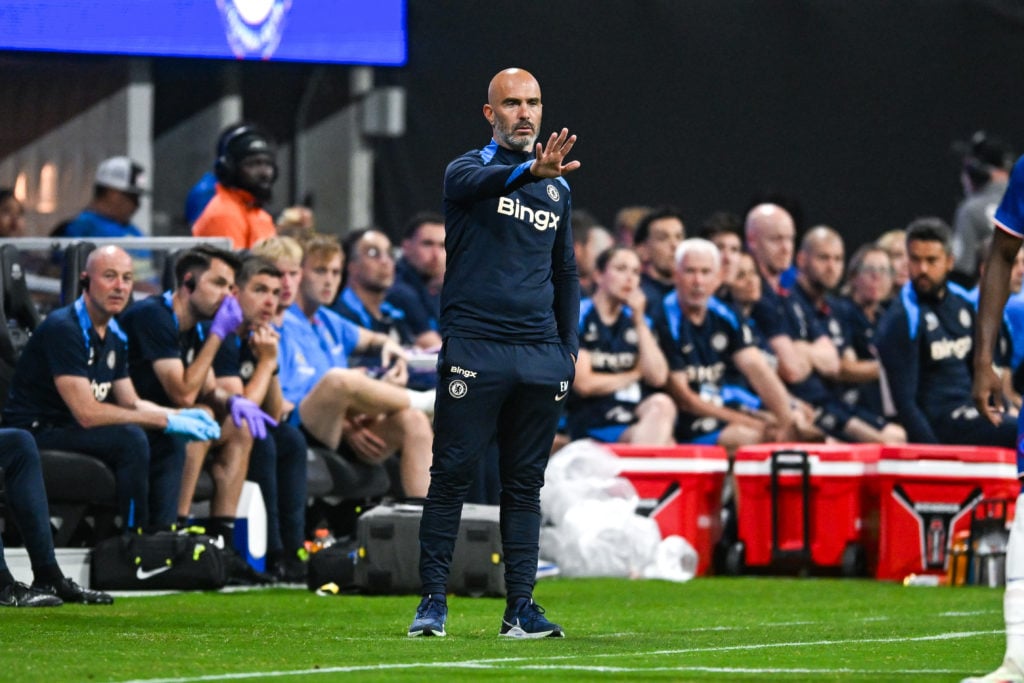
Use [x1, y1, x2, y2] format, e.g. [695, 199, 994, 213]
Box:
[355, 502, 505, 596]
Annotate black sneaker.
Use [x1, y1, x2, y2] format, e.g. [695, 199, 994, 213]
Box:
[270, 555, 308, 584]
[0, 582, 63, 607]
[33, 577, 113, 605]
[225, 548, 274, 586]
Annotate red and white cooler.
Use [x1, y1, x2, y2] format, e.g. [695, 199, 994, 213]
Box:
[731, 443, 880, 576]
[608, 444, 729, 576]
[875, 444, 1018, 582]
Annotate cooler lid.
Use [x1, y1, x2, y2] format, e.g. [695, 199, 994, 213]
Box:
[608, 444, 728, 460]
[878, 445, 1015, 464]
[734, 443, 880, 463]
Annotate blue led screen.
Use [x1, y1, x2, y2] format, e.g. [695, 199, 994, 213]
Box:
[0, 1, 406, 65]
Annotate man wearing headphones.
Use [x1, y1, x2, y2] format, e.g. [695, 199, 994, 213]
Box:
[1, 246, 221, 536]
[192, 123, 279, 250]
[952, 131, 1015, 286]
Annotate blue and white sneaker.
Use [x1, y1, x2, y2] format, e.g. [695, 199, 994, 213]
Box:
[499, 597, 565, 638]
[408, 594, 447, 637]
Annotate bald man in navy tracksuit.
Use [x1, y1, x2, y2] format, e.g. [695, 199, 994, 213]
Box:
[409, 68, 580, 639]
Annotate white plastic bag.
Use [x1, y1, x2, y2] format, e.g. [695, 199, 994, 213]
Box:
[545, 498, 661, 578]
[641, 535, 699, 583]
[541, 439, 638, 527]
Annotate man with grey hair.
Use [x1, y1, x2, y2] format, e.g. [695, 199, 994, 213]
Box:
[652, 237, 798, 453]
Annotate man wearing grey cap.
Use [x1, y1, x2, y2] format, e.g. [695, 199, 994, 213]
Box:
[63, 156, 148, 239]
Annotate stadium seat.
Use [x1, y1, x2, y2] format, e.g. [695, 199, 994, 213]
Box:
[59, 240, 96, 305]
[313, 447, 390, 500]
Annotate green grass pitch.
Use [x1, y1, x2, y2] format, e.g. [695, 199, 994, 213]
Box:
[0, 577, 1006, 682]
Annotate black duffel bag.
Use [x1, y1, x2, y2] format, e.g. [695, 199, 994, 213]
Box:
[90, 531, 229, 590]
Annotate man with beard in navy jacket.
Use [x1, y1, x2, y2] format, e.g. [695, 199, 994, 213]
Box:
[409, 68, 579, 640]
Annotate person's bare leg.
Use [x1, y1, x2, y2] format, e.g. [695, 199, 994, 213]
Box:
[623, 392, 677, 445]
[717, 422, 762, 459]
[178, 440, 211, 519]
[299, 369, 412, 449]
[842, 417, 906, 445]
[366, 407, 433, 498]
[210, 420, 254, 517]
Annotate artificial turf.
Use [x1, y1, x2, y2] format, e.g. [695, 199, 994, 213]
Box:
[0, 576, 1005, 682]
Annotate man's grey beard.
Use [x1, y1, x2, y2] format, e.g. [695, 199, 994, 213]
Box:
[495, 120, 538, 151]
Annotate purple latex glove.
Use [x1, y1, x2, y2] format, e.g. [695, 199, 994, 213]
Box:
[210, 295, 244, 339]
[228, 395, 278, 439]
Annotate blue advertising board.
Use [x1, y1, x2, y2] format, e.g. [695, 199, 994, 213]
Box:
[0, 1, 406, 65]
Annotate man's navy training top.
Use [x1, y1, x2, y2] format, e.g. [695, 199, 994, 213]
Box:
[3, 298, 129, 429]
[874, 281, 977, 443]
[332, 286, 415, 368]
[387, 257, 440, 335]
[120, 293, 205, 407]
[441, 140, 579, 353]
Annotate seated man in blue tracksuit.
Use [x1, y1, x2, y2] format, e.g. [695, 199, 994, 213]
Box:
[386, 211, 446, 344]
[875, 216, 1016, 446]
[785, 226, 906, 444]
[120, 245, 274, 540]
[652, 238, 798, 453]
[333, 228, 440, 390]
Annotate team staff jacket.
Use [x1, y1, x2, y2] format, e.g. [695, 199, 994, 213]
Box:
[2, 298, 128, 429]
[276, 303, 360, 408]
[760, 284, 836, 407]
[387, 258, 440, 335]
[874, 281, 977, 443]
[441, 140, 579, 354]
[566, 298, 648, 439]
[653, 292, 752, 405]
[191, 183, 276, 250]
[120, 293, 205, 407]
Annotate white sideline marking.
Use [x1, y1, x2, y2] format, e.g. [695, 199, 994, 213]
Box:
[114, 629, 1002, 683]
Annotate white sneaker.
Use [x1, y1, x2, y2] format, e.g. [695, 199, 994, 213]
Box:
[962, 657, 1024, 683]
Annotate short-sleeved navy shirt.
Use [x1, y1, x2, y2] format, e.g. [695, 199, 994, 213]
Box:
[566, 298, 650, 439]
[3, 298, 129, 428]
[211, 326, 279, 385]
[120, 292, 205, 406]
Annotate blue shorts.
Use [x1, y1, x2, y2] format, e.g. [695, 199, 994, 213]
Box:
[585, 423, 630, 443]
